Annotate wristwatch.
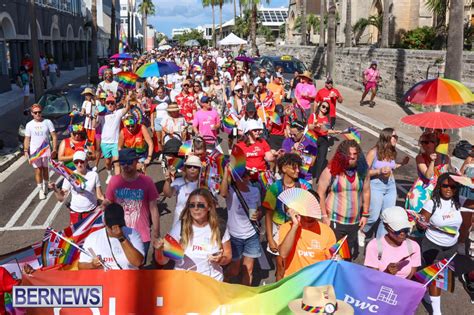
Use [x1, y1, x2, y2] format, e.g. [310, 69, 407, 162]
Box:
[118, 237, 126, 243]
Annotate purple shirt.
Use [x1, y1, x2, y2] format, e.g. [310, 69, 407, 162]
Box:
[282, 138, 318, 181]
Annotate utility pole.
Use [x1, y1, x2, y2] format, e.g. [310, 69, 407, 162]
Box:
[28, 0, 44, 100]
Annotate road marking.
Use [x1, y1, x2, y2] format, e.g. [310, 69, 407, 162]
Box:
[0, 156, 26, 183]
[0, 225, 46, 231]
[23, 176, 62, 227]
[337, 112, 418, 158]
[43, 201, 63, 228]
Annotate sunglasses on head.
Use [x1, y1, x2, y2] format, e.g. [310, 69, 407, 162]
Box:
[186, 165, 201, 170]
[441, 184, 457, 189]
[188, 202, 207, 209]
[32, 111, 42, 114]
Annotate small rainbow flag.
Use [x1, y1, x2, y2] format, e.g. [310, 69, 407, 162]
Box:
[222, 115, 237, 134]
[178, 140, 193, 156]
[434, 226, 458, 236]
[163, 234, 184, 260]
[269, 112, 281, 125]
[304, 129, 318, 146]
[230, 146, 246, 181]
[116, 71, 138, 90]
[29, 141, 50, 162]
[169, 157, 185, 170]
[342, 127, 361, 144]
[193, 64, 202, 72]
[414, 258, 455, 291]
[329, 236, 351, 260]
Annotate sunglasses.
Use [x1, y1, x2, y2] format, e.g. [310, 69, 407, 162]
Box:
[392, 135, 399, 140]
[32, 111, 42, 115]
[235, 89, 243, 93]
[73, 160, 85, 165]
[389, 227, 410, 235]
[183, 84, 189, 87]
[320, 105, 329, 109]
[119, 160, 135, 166]
[194, 85, 200, 88]
[185, 165, 201, 170]
[188, 202, 207, 209]
[106, 102, 115, 105]
[420, 140, 435, 145]
[441, 184, 457, 189]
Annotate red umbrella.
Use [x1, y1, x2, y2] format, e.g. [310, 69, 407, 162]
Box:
[401, 110, 474, 129]
[404, 77, 474, 106]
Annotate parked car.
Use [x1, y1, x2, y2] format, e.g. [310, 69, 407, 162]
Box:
[18, 84, 87, 144]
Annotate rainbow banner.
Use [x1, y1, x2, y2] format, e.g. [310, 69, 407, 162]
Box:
[304, 129, 319, 146]
[22, 260, 425, 315]
[28, 141, 50, 163]
[329, 236, 351, 260]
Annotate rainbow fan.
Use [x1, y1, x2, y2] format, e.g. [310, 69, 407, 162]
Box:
[450, 175, 473, 189]
[116, 71, 139, 89]
[229, 146, 246, 181]
[178, 140, 193, 156]
[163, 234, 184, 260]
[342, 127, 361, 144]
[130, 106, 144, 125]
[277, 188, 321, 219]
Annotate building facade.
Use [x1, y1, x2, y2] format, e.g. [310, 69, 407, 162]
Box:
[119, 0, 143, 51]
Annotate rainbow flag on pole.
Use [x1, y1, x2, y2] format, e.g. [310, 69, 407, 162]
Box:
[342, 127, 361, 144]
[28, 141, 49, 163]
[414, 256, 456, 291]
[329, 236, 351, 260]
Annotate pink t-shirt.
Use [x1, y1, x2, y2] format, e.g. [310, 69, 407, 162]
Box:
[295, 82, 316, 110]
[364, 237, 421, 279]
[192, 109, 220, 143]
[105, 174, 159, 242]
[363, 68, 380, 83]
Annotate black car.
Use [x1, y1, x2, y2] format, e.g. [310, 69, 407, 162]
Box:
[252, 55, 308, 91]
[18, 84, 87, 143]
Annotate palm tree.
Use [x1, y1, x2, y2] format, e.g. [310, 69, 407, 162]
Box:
[319, 0, 325, 47]
[293, 14, 320, 37]
[139, 0, 155, 52]
[381, 0, 391, 47]
[300, 0, 307, 45]
[218, 0, 232, 41]
[353, 15, 382, 44]
[110, 0, 117, 54]
[327, 0, 336, 77]
[28, 0, 44, 99]
[90, 0, 98, 84]
[247, 0, 270, 55]
[344, 0, 351, 47]
[426, 0, 449, 49]
[203, 0, 217, 47]
[233, 0, 237, 22]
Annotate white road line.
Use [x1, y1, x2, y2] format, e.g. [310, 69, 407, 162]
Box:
[0, 225, 46, 231]
[23, 176, 62, 227]
[337, 112, 418, 158]
[0, 156, 26, 183]
[42, 201, 64, 228]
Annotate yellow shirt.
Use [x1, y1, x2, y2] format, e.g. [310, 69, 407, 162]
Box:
[279, 221, 336, 277]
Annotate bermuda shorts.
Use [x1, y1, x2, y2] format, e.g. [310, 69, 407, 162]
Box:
[231, 233, 261, 260]
[31, 156, 48, 169]
[100, 143, 119, 159]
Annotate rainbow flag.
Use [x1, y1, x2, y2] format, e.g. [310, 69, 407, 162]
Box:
[163, 234, 184, 260]
[230, 146, 246, 181]
[270, 111, 281, 125]
[222, 115, 237, 134]
[414, 258, 455, 291]
[434, 226, 457, 236]
[304, 129, 318, 146]
[178, 140, 193, 156]
[329, 236, 351, 260]
[342, 127, 361, 144]
[169, 157, 185, 170]
[116, 71, 138, 90]
[29, 141, 49, 163]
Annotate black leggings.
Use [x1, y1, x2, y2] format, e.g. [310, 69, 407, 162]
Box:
[312, 135, 329, 182]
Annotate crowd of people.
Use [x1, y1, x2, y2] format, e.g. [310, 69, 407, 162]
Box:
[14, 46, 474, 314]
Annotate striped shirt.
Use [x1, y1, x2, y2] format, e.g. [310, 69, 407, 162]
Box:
[326, 173, 364, 224]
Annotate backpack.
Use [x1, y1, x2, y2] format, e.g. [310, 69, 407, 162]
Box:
[453, 140, 472, 160]
[377, 237, 413, 261]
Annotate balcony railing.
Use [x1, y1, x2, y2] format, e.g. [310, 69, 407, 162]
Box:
[35, 0, 83, 17]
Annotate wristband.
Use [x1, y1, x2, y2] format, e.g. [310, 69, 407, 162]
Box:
[362, 213, 370, 218]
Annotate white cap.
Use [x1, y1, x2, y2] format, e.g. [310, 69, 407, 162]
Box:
[233, 84, 243, 91]
[184, 155, 202, 168]
[73, 150, 87, 162]
[244, 119, 263, 134]
[381, 206, 411, 231]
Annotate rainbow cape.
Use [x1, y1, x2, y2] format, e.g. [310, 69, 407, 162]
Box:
[163, 234, 184, 260]
[342, 126, 361, 144]
[414, 258, 455, 291]
[29, 141, 49, 163]
[178, 140, 193, 156]
[329, 236, 351, 260]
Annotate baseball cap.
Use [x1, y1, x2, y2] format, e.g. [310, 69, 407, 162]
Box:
[73, 150, 87, 162]
[245, 119, 263, 133]
[105, 95, 116, 103]
[233, 84, 243, 91]
[200, 95, 210, 103]
[118, 148, 140, 163]
[104, 203, 126, 228]
[381, 206, 411, 231]
[184, 155, 202, 168]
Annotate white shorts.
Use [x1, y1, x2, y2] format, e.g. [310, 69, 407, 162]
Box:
[23, 84, 30, 97]
[31, 156, 48, 169]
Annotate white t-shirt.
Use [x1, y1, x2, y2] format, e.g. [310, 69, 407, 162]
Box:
[79, 227, 145, 270]
[81, 100, 95, 129]
[48, 63, 57, 74]
[226, 185, 260, 239]
[161, 116, 186, 143]
[170, 177, 199, 226]
[154, 96, 170, 120]
[98, 80, 119, 95]
[62, 170, 100, 212]
[423, 199, 464, 247]
[101, 108, 125, 144]
[24, 119, 55, 154]
[169, 222, 230, 281]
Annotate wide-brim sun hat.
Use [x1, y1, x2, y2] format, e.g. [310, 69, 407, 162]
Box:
[297, 70, 313, 82]
[288, 285, 354, 315]
[167, 103, 180, 112]
[81, 87, 95, 95]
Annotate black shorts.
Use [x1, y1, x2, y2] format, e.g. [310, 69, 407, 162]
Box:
[421, 237, 457, 266]
[268, 135, 285, 151]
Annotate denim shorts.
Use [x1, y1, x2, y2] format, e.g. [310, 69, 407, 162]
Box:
[230, 233, 261, 260]
[100, 143, 118, 158]
[154, 117, 163, 131]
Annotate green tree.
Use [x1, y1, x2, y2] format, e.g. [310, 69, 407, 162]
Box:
[139, 0, 155, 52]
[203, 0, 217, 47]
[174, 29, 207, 47]
[241, 0, 270, 55]
[399, 26, 436, 49]
[233, 10, 251, 39]
[257, 25, 275, 42]
[426, 0, 449, 49]
[353, 15, 382, 45]
[293, 14, 320, 38]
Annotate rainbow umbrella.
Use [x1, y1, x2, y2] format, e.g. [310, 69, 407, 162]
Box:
[404, 77, 474, 106]
[110, 53, 133, 60]
[116, 71, 139, 89]
[135, 62, 181, 78]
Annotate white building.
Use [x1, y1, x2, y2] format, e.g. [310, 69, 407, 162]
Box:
[196, 24, 213, 41]
[119, 0, 143, 50]
[172, 27, 192, 38]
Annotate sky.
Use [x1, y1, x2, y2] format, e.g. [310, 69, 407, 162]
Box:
[149, 0, 288, 36]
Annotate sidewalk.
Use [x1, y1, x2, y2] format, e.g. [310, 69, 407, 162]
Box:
[0, 67, 87, 173]
[318, 80, 471, 169]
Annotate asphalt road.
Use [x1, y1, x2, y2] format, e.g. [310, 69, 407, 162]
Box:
[0, 105, 471, 314]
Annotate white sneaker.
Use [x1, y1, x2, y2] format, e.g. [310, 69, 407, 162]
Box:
[38, 189, 46, 200]
[105, 175, 112, 185]
[358, 230, 366, 247]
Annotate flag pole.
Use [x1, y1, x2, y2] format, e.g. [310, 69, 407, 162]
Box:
[331, 235, 348, 260]
[50, 229, 110, 270]
[422, 253, 457, 288]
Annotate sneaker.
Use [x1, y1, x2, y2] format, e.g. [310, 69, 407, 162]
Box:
[105, 175, 112, 185]
[358, 230, 366, 247]
[38, 189, 46, 200]
[460, 273, 474, 304]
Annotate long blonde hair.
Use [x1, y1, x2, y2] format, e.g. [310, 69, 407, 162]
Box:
[179, 189, 222, 249]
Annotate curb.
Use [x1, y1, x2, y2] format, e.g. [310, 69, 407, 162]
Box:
[0, 148, 21, 174]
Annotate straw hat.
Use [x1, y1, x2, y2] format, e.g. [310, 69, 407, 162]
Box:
[288, 286, 354, 315]
[297, 71, 313, 81]
[167, 103, 180, 112]
[81, 87, 95, 95]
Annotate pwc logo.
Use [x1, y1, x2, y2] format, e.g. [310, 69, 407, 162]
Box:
[343, 285, 399, 313]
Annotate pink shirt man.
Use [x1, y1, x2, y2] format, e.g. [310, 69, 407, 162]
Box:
[193, 108, 220, 143]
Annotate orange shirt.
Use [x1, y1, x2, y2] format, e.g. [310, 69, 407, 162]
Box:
[267, 82, 285, 105]
[279, 221, 336, 277]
